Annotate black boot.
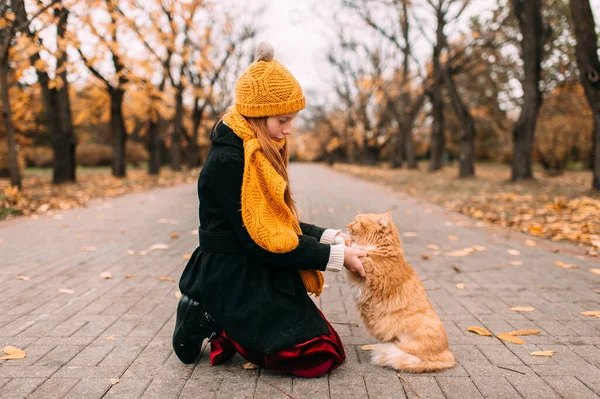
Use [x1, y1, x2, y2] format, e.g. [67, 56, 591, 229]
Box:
[172, 294, 219, 364]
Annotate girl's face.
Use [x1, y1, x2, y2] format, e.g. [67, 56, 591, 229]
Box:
[265, 112, 299, 141]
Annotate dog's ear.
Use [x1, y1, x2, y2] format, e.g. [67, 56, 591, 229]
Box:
[378, 211, 392, 227]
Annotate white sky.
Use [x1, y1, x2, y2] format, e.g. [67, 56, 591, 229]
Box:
[245, 0, 600, 106]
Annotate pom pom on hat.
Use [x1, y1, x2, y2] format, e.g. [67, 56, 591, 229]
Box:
[254, 42, 274, 62]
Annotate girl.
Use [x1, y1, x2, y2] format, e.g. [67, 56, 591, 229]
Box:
[173, 42, 367, 378]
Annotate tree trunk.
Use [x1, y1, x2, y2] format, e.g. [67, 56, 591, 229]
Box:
[443, 66, 476, 177]
[511, 0, 543, 181]
[187, 96, 204, 168]
[170, 87, 183, 171]
[109, 88, 127, 177]
[0, 58, 22, 189]
[392, 123, 406, 168]
[569, 0, 600, 190]
[53, 8, 76, 184]
[147, 117, 161, 175]
[429, 15, 446, 172]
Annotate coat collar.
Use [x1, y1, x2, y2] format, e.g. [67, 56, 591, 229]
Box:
[210, 120, 243, 150]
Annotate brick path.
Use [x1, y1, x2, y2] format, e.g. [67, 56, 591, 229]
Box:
[0, 163, 599, 398]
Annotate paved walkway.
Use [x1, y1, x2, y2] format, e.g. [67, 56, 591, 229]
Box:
[0, 163, 599, 398]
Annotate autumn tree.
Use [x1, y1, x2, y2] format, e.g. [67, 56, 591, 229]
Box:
[569, 0, 600, 189]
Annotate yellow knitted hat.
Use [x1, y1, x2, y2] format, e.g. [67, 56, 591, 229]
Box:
[235, 42, 306, 118]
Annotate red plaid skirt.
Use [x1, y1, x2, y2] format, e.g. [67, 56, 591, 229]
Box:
[209, 312, 345, 378]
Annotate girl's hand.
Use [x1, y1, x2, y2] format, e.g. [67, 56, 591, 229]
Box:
[343, 246, 367, 277]
[333, 232, 351, 246]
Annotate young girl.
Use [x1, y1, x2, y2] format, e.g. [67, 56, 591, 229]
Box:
[173, 42, 367, 378]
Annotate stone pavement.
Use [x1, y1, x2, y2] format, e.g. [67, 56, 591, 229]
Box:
[0, 163, 599, 399]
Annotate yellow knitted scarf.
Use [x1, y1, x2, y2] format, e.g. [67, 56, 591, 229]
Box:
[222, 108, 324, 296]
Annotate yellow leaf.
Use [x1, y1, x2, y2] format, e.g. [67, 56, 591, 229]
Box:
[403, 232, 418, 237]
[59, 288, 74, 294]
[242, 362, 258, 370]
[183, 254, 192, 260]
[99, 272, 112, 279]
[456, 283, 466, 289]
[1, 346, 26, 360]
[580, 311, 600, 316]
[427, 244, 439, 250]
[323, 284, 330, 288]
[175, 290, 182, 299]
[507, 330, 540, 336]
[361, 344, 376, 351]
[510, 307, 535, 312]
[158, 276, 175, 282]
[473, 245, 487, 251]
[497, 334, 525, 344]
[171, 233, 179, 239]
[555, 261, 578, 269]
[590, 269, 600, 275]
[82, 247, 96, 252]
[110, 378, 120, 385]
[16, 275, 30, 281]
[125, 274, 135, 279]
[507, 249, 520, 256]
[421, 254, 431, 260]
[510, 261, 523, 266]
[530, 350, 555, 357]
[467, 326, 492, 336]
[525, 240, 536, 247]
[448, 235, 458, 241]
[529, 225, 543, 234]
[107, 336, 115, 340]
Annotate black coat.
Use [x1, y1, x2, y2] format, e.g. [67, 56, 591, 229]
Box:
[178, 121, 334, 354]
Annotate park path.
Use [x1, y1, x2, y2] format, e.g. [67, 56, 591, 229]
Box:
[0, 163, 599, 398]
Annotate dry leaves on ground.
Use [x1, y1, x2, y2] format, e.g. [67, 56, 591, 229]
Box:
[99, 272, 112, 279]
[496, 334, 525, 344]
[1, 167, 200, 221]
[242, 362, 259, 370]
[456, 283, 466, 290]
[507, 330, 540, 336]
[555, 261, 578, 269]
[580, 311, 600, 316]
[158, 276, 175, 282]
[361, 345, 376, 351]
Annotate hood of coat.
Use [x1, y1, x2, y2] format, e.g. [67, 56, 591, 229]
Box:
[209, 121, 243, 150]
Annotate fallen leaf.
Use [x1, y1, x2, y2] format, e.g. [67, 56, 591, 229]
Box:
[510, 261, 523, 266]
[190, 229, 198, 235]
[580, 311, 600, 316]
[448, 235, 458, 241]
[530, 351, 555, 357]
[507, 330, 540, 336]
[183, 254, 192, 260]
[150, 244, 169, 251]
[555, 260, 578, 269]
[510, 307, 535, 312]
[446, 248, 475, 257]
[107, 336, 115, 340]
[125, 274, 135, 279]
[452, 265, 462, 273]
[403, 232, 418, 237]
[158, 276, 175, 282]
[171, 233, 179, 239]
[594, 290, 600, 294]
[59, 288, 74, 294]
[590, 269, 600, 275]
[81, 246, 96, 252]
[497, 334, 525, 344]
[456, 283, 466, 289]
[507, 249, 520, 256]
[421, 254, 431, 260]
[16, 275, 30, 281]
[110, 378, 120, 385]
[323, 284, 330, 288]
[361, 344, 376, 351]
[242, 362, 258, 370]
[427, 244, 439, 250]
[467, 326, 492, 336]
[1, 346, 26, 360]
[473, 245, 487, 251]
[525, 239, 537, 247]
[175, 290, 182, 299]
[99, 272, 112, 279]
[126, 250, 134, 255]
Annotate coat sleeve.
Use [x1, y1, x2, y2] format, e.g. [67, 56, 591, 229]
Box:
[210, 151, 331, 271]
[298, 222, 326, 240]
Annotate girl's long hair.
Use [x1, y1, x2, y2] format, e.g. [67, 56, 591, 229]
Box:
[245, 117, 298, 219]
